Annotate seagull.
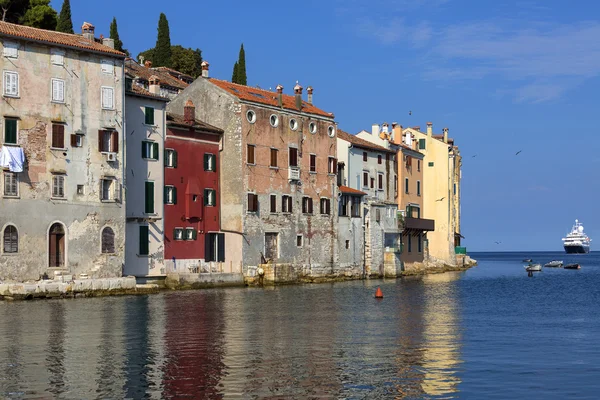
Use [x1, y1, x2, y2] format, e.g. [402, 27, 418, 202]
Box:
[515, 150, 522, 155]
[472, 154, 477, 158]
[408, 110, 412, 116]
[436, 197, 445, 202]
[495, 241, 501, 244]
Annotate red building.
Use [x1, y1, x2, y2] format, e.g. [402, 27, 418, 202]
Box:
[164, 100, 224, 272]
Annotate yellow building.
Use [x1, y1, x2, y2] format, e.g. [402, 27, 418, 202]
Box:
[402, 123, 462, 265]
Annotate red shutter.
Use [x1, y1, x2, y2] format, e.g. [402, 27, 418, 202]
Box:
[111, 131, 118, 153]
[98, 130, 104, 152]
[308, 198, 313, 214]
[70, 134, 77, 147]
[333, 158, 338, 174]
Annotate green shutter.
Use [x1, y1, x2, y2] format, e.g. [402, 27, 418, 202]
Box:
[204, 154, 209, 171]
[139, 226, 149, 255]
[419, 138, 426, 149]
[142, 142, 147, 158]
[145, 181, 154, 213]
[152, 142, 159, 160]
[5, 119, 17, 144]
[204, 189, 208, 205]
[172, 186, 177, 205]
[164, 186, 169, 204]
[145, 107, 155, 125]
[164, 149, 168, 166]
[173, 150, 178, 168]
[428, 162, 434, 167]
[192, 229, 197, 240]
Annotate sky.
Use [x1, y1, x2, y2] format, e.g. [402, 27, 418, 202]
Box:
[54, 0, 600, 252]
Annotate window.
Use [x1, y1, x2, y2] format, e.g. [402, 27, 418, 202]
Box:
[3, 71, 18, 97]
[376, 209, 381, 222]
[320, 198, 331, 215]
[297, 235, 303, 247]
[302, 197, 313, 214]
[340, 195, 348, 216]
[394, 176, 398, 193]
[418, 233, 423, 253]
[265, 232, 278, 260]
[247, 144, 255, 164]
[206, 233, 225, 262]
[417, 159, 421, 171]
[204, 153, 216, 171]
[290, 119, 298, 131]
[51, 79, 65, 103]
[101, 60, 114, 75]
[282, 195, 292, 213]
[51, 124, 65, 148]
[144, 106, 155, 125]
[405, 178, 409, 194]
[371, 178, 374, 189]
[165, 149, 177, 167]
[270, 194, 277, 213]
[52, 174, 65, 198]
[165, 185, 176, 205]
[417, 180, 421, 196]
[345, 240, 349, 249]
[270, 148, 278, 168]
[328, 157, 337, 174]
[145, 181, 154, 213]
[139, 226, 149, 255]
[428, 162, 434, 167]
[50, 49, 64, 65]
[101, 178, 120, 201]
[351, 197, 361, 217]
[309, 122, 317, 134]
[71, 134, 83, 148]
[247, 193, 258, 212]
[4, 172, 17, 197]
[270, 114, 279, 127]
[419, 138, 426, 150]
[246, 110, 256, 123]
[142, 141, 159, 160]
[327, 125, 335, 138]
[3, 42, 18, 58]
[185, 228, 197, 241]
[289, 147, 298, 168]
[174, 228, 184, 241]
[77, 184, 84, 195]
[101, 227, 115, 254]
[454, 183, 457, 195]
[4, 118, 17, 144]
[101, 86, 114, 109]
[310, 154, 316, 173]
[363, 152, 367, 162]
[99, 130, 118, 153]
[378, 155, 382, 164]
[378, 174, 384, 190]
[363, 172, 369, 188]
[408, 234, 412, 253]
[3, 225, 17, 253]
[204, 189, 216, 206]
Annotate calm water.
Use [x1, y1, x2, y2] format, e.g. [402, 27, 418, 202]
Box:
[1, 252, 600, 399]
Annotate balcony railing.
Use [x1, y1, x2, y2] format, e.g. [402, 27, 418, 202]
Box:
[288, 167, 300, 181]
[404, 217, 435, 232]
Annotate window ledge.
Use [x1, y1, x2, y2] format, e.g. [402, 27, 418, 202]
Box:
[269, 167, 279, 170]
[51, 101, 65, 105]
[101, 252, 116, 256]
[102, 108, 115, 111]
[3, 95, 20, 99]
[143, 124, 157, 127]
[51, 197, 67, 201]
[101, 199, 116, 203]
[50, 147, 68, 151]
[142, 158, 159, 162]
[2, 252, 18, 256]
[137, 254, 151, 258]
[246, 163, 256, 166]
[309, 171, 317, 175]
[3, 143, 19, 147]
[3, 195, 19, 199]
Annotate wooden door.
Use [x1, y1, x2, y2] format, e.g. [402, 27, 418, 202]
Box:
[265, 233, 278, 261]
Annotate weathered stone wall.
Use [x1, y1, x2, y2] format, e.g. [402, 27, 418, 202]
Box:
[337, 213, 364, 277]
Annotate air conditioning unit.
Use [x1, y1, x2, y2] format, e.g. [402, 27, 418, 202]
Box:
[288, 167, 300, 181]
[105, 152, 117, 162]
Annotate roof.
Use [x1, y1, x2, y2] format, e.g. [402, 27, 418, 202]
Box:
[432, 134, 455, 145]
[208, 79, 334, 118]
[0, 21, 125, 57]
[339, 186, 366, 196]
[337, 130, 396, 154]
[125, 59, 189, 90]
[166, 113, 223, 134]
[126, 84, 169, 102]
[155, 66, 194, 82]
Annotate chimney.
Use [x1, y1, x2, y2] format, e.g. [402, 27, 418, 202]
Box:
[276, 84, 283, 108]
[307, 86, 313, 104]
[372, 123, 380, 136]
[392, 123, 403, 145]
[427, 122, 433, 136]
[81, 22, 95, 41]
[184, 100, 195, 124]
[139, 55, 145, 66]
[201, 61, 209, 78]
[102, 37, 114, 49]
[149, 75, 160, 95]
[294, 82, 303, 110]
[145, 60, 153, 68]
[443, 127, 449, 143]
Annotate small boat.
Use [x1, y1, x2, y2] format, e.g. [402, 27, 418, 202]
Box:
[522, 258, 533, 262]
[544, 260, 563, 268]
[524, 263, 542, 272]
[564, 263, 581, 270]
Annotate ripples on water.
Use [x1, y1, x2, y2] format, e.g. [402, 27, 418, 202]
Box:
[1, 252, 599, 399]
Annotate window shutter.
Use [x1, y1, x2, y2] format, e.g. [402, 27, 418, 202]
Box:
[171, 186, 177, 205]
[114, 182, 121, 202]
[145, 107, 154, 125]
[333, 158, 338, 174]
[205, 234, 213, 262]
[111, 131, 118, 153]
[152, 142, 159, 160]
[70, 134, 78, 147]
[145, 181, 154, 213]
[288, 196, 292, 213]
[204, 154, 209, 171]
[289, 147, 298, 167]
[141, 142, 147, 158]
[192, 229, 197, 240]
[270, 195, 276, 212]
[172, 150, 178, 168]
[326, 199, 331, 215]
[217, 233, 225, 262]
[308, 198, 313, 214]
[139, 226, 149, 255]
[5, 119, 17, 144]
[99, 130, 106, 152]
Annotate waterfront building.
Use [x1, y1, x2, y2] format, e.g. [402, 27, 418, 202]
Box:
[167, 63, 339, 279]
[164, 101, 225, 273]
[0, 21, 126, 281]
[124, 73, 168, 277]
[125, 58, 189, 100]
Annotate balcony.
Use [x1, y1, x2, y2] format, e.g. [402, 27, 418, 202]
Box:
[288, 167, 300, 181]
[455, 246, 467, 255]
[404, 217, 435, 232]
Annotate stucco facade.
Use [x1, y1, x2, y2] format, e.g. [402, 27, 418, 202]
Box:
[0, 22, 126, 281]
[124, 85, 167, 277]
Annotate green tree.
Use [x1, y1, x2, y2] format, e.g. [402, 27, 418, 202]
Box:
[153, 13, 171, 68]
[22, 0, 57, 30]
[55, 0, 72, 33]
[137, 45, 203, 78]
[237, 43, 247, 85]
[110, 17, 128, 55]
[231, 61, 239, 83]
[0, 0, 30, 24]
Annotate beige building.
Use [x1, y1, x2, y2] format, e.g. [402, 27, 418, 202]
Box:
[0, 21, 126, 281]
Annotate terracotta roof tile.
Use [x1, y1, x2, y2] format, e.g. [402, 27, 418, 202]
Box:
[126, 85, 169, 101]
[209, 79, 334, 118]
[432, 134, 454, 144]
[0, 21, 125, 56]
[155, 66, 194, 82]
[337, 130, 396, 154]
[125, 59, 188, 90]
[166, 112, 223, 134]
[339, 185, 366, 195]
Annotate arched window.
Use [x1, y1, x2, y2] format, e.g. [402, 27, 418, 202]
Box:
[3, 225, 18, 253]
[49, 223, 65, 267]
[101, 227, 115, 254]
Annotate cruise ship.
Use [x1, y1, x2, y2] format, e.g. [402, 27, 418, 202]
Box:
[562, 220, 591, 254]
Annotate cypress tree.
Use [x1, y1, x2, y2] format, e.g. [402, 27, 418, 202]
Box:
[110, 17, 127, 54]
[56, 0, 73, 33]
[153, 13, 172, 68]
[237, 43, 247, 85]
[232, 61, 239, 83]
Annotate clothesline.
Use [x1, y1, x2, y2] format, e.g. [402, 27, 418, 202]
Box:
[0, 146, 25, 172]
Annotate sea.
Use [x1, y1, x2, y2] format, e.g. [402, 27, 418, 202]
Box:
[0, 251, 599, 399]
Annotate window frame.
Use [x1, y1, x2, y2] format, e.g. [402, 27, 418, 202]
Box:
[270, 194, 277, 213]
[144, 106, 155, 125]
[165, 148, 178, 168]
[270, 148, 278, 169]
[327, 157, 337, 175]
[3, 171, 18, 197]
[185, 227, 197, 241]
[99, 129, 118, 153]
[363, 171, 369, 188]
[174, 227, 184, 241]
[3, 117, 17, 144]
[3, 70, 19, 97]
[2, 42, 18, 59]
[51, 123, 66, 149]
[378, 154, 382, 165]
[309, 153, 317, 173]
[405, 178, 409, 194]
[363, 152, 368, 162]
[51, 78, 65, 103]
[247, 144, 256, 165]
[417, 180, 421, 196]
[247, 192, 258, 213]
[282, 195, 293, 213]
[101, 226, 116, 254]
[3, 225, 18, 254]
[204, 153, 216, 172]
[204, 188, 216, 206]
[51, 174, 65, 199]
[165, 185, 177, 205]
[288, 146, 299, 168]
[297, 235, 303, 247]
[320, 198, 331, 215]
[302, 196, 313, 214]
[142, 140, 159, 160]
[50, 48, 65, 66]
[378, 173, 384, 191]
[101, 59, 114, 75]
[309, 122, 317, 134]
[101, 86, 115, 110]
[100, 177, 117, 202]
[139, 225, 149, 256]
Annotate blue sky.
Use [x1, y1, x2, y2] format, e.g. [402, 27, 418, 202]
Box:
[56, 0, 600, 251]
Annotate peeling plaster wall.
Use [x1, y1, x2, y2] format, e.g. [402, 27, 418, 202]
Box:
[0, 39, 125, 281]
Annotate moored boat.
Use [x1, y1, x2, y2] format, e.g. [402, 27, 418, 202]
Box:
[564, 263, 581, 270]
[544, 260, 563, 268]
[524, 263, 542, 272]
[562, 220, 591, 254]
[522, 258, 533, 262]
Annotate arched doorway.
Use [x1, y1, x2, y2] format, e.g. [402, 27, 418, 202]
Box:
[49, 223, 65, 268]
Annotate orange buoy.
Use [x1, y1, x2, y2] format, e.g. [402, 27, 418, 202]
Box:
[375, 287, 383, 299]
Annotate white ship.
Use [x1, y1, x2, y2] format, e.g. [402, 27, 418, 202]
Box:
[562, 220, 591, 254]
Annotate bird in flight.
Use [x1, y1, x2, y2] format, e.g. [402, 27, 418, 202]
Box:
[515, 150, 522, 155]
[472, 154, 477, 158]
[495, 241, 501, 244]
[436, 197, 445, 202]
[408, 111, 412, 116]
